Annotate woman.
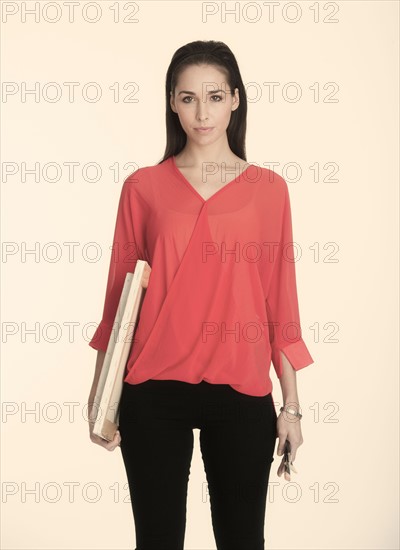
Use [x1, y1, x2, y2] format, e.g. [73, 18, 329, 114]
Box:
[87, 40, 314, 550]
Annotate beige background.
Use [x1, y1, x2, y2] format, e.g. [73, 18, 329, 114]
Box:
[1, 1, 398, 549]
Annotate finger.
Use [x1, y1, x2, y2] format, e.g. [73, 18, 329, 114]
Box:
[277, 436, 287, 456]
[103, 439, 118, 451]
[114, 430, 121, 445]
[107, 432, 122, 452]
[107, 431, 122, 451]
[90, 433, 114, 449]
[90, 433, 106, 445]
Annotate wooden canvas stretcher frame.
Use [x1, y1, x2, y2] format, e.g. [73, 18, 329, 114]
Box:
[92, 260, 151, 442]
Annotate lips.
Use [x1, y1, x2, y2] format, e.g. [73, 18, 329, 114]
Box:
[194, 127, 214, 132]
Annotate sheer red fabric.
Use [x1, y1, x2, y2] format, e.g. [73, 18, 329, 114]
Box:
[89, 156, 314, 396]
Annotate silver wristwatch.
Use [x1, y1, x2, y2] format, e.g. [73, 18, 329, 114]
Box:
[280, 406, 303, 419]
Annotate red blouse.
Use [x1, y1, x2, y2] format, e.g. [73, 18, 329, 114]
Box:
[88, 155, 314, 397]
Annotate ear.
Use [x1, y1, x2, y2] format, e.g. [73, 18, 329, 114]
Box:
[170, 90, 177, 113]
[231, 87, 240, 112]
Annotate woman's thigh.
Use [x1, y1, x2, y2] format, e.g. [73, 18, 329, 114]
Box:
[199, 387, 277, 550]
[118, 381, 195, 550]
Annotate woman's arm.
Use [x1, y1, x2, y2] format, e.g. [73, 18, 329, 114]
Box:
[264, 175, 312, 473]
[88, 173, 140, 352]
[276, 350, 303, 471]
[279, 350, 300, 408]
[86, 173, 139, 451]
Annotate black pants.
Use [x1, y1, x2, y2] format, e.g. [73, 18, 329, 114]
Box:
[118, 379, 278, 550]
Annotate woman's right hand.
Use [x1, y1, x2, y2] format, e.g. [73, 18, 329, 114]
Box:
[88, 403, 121, 451]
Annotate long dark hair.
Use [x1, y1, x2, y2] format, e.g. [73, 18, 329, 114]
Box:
[158, 40, 247, 164]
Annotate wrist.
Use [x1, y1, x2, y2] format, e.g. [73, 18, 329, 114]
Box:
[282, 398, 300, 408]
[280, 403, 303, 420]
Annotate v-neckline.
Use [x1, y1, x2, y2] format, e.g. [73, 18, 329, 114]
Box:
[170, 155, 253, 204]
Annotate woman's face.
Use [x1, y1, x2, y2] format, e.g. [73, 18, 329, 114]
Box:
[170, 63, 239, 145]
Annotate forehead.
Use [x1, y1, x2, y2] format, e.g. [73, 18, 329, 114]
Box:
[176, 63, 229, 90]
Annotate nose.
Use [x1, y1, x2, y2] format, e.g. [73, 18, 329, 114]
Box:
[196, 96, 209, 121]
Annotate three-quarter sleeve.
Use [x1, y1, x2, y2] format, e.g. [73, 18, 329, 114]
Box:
[89, 175, 139, 352]
[265, 179, 314, 379]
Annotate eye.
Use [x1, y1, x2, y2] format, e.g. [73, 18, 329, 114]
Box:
[181, 95, 223, 103]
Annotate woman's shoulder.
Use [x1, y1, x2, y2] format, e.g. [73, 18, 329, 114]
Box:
[123, 159, 170, 188]
[248, 163, 288, 198]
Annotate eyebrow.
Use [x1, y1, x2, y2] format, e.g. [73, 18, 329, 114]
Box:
[177, 89, 227, 95]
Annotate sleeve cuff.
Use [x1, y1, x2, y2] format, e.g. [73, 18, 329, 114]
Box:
[271, 338, 314, 379]
[88, 320, 113, 352]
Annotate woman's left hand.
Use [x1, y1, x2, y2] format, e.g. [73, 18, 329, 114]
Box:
[276, 411, 303, 481]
